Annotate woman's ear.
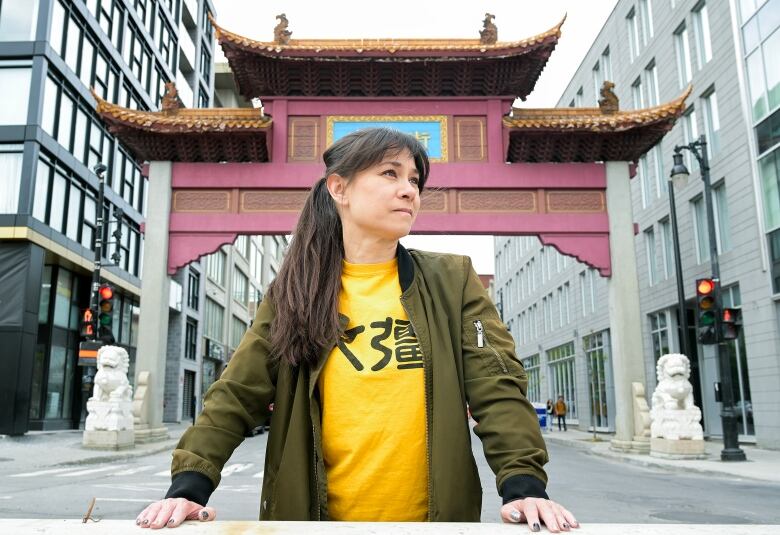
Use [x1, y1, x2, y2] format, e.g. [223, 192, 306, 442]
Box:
[326, 173, 347, 206]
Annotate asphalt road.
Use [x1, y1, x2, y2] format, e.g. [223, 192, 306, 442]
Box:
[2, 429, 779, 525]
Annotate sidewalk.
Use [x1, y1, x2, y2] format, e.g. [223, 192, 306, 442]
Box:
[0, 422, 190, 471]
[541, 427, 780, 484]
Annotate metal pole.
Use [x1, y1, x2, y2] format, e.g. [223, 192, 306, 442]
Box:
[667, 179, 690, 358]
[696, 135, 745, 461]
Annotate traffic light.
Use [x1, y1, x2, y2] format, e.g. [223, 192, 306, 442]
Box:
[97, 283, 115, 343]
[695, 278, 718, 344]
[80, 308, 96, 338]
[721, 307, 742, 341]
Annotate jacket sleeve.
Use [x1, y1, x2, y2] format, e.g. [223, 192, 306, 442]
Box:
[459, 256, 550, 503]
[165, 297, 278, 505]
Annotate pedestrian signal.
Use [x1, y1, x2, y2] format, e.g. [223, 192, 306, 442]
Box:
[80, 308, 96, 338]
[721, 307, 742, 341]
[695, 278, 718, 345]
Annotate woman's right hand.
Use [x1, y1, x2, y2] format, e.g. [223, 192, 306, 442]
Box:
[136, 498, 216, 529]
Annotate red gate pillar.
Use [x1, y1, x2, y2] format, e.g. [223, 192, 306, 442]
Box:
[605, 161, 649, 452]
[134, 161, 172, 443]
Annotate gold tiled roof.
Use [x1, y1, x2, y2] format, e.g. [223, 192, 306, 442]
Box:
[210, 13, 565, 54]
[91, 90, 272, 132]
[504, 85, 692, 131]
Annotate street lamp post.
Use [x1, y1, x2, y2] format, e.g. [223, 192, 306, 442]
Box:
[667, 163, 690, 359]
[671, 134, 746, 461]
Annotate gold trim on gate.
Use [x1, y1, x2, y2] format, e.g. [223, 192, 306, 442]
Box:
[325, 115, 448, 162]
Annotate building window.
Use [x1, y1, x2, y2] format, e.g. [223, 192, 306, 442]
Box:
[645, 60, 660, 106]
[523, 354, 541, 403]
[627, 8, 641, 62]
[185, 318, 197, 360]
[692, 195, 710, 263]
[654, 145, 667, 197]
[682, 107, 700, 171]
[674, 23, 693, 88]
[770, 228, 780, 293]
[660, 218, 674, 280]
[692, 2, 713, 69]
[712, 181, 731, 253]
[760, 148, 780, 232]
[0, 0, 38, 40]
[204, 298, 224, 341]
[639, 154, 652, 208]
[757, 108, 780, 156]
[547, 342, 577, 420]
[583, 331, 610, 429]
[575, 87, 583, 107]
[230, 315, 247, 350]
[235, 235, 249, 259]
[632, 77, 644, 110]
[702, 89, 721, 157]
[592, 61, 602, 104]
[645, 227, 658, 285]
[0, 61, 31, 125]
[0, 144, 23, 214]
[200, 44, 211, 81]
[639, 0, 654, 44]
[649, 310, 670, 360]
[233, 267, 248, 306]
[187, 269, 200, 310]
[206, 249, 226, 286]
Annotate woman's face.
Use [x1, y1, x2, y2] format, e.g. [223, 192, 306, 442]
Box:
[329, 149, 421, 242]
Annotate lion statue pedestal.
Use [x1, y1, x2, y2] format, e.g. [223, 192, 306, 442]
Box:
[83, 345, 134, 450]
[650, 353, 706, 459]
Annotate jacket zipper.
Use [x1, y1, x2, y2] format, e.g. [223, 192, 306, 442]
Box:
[312, 420, 321, 520]
[402, 300, 434, 521]
[474, 320, 508, 374]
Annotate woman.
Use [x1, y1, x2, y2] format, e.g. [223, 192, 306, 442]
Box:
[135, 128, 578, 532]
[546, 399, 554, 432]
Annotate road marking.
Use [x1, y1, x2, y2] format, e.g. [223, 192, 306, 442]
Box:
[221, 463, 253, 476]
[112, 465, 154, 476]
[10, 467, 81, 478]
[94, 484, 168, 493]
[252, 471, 264, 478]
[154, 470, 170, 476]
[0, 496, 12, 499]
[58, 465, 127, 477]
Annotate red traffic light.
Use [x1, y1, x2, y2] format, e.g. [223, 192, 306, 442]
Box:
[697, 279, 715, 295]
[99, 284, 114, 300]
[83, 309, 94, 322]
[723, 308, 733, 322]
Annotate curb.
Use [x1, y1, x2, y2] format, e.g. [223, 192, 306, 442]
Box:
[54, 439, 181, 467]
[547, 435, 778, 484]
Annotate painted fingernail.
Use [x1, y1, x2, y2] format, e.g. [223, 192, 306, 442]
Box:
[200, 510, 209, 520]
[510, 510, 521, 522]
[167, 519, 175, 525]
[142, 519, 149, 525]
[532, 523, 541, 532]
[563, 522, 570, 529]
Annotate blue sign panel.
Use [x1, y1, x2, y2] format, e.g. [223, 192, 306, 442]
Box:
[329, 118, 446, 161]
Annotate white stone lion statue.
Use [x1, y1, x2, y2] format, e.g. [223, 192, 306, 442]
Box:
[650, 353, 703, 440]
[85, 345, 133, 432]
[93, 345, 132, 402]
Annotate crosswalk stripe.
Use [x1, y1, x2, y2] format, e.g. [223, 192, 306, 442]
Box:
[154, 470, 170, 477]
[112, 465, 154, 476]
[10, 467, 80, 478]
[221, 463, 253, 476]
[252, 471, 264, 478]
[58, 465, 127, 477]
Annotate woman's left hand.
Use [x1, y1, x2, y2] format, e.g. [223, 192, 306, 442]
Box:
[500, 497, 579, 533]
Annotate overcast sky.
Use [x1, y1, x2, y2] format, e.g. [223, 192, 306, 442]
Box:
[211, 0, 619, 273]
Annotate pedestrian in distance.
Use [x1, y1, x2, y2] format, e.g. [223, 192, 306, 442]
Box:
[546, 398, 554, 432]
[555, 395, 568, 432]
[135, 128, 579, 532]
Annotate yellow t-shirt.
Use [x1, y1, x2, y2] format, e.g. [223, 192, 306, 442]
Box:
[318, 258, 428, 521]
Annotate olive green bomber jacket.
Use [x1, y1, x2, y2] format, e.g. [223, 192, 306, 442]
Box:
[166, 245, 549, 521]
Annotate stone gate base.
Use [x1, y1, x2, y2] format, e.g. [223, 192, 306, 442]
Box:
[651, 437, 707, 460]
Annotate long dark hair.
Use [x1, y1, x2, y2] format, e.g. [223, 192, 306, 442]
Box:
[267, 128, 430, 366]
